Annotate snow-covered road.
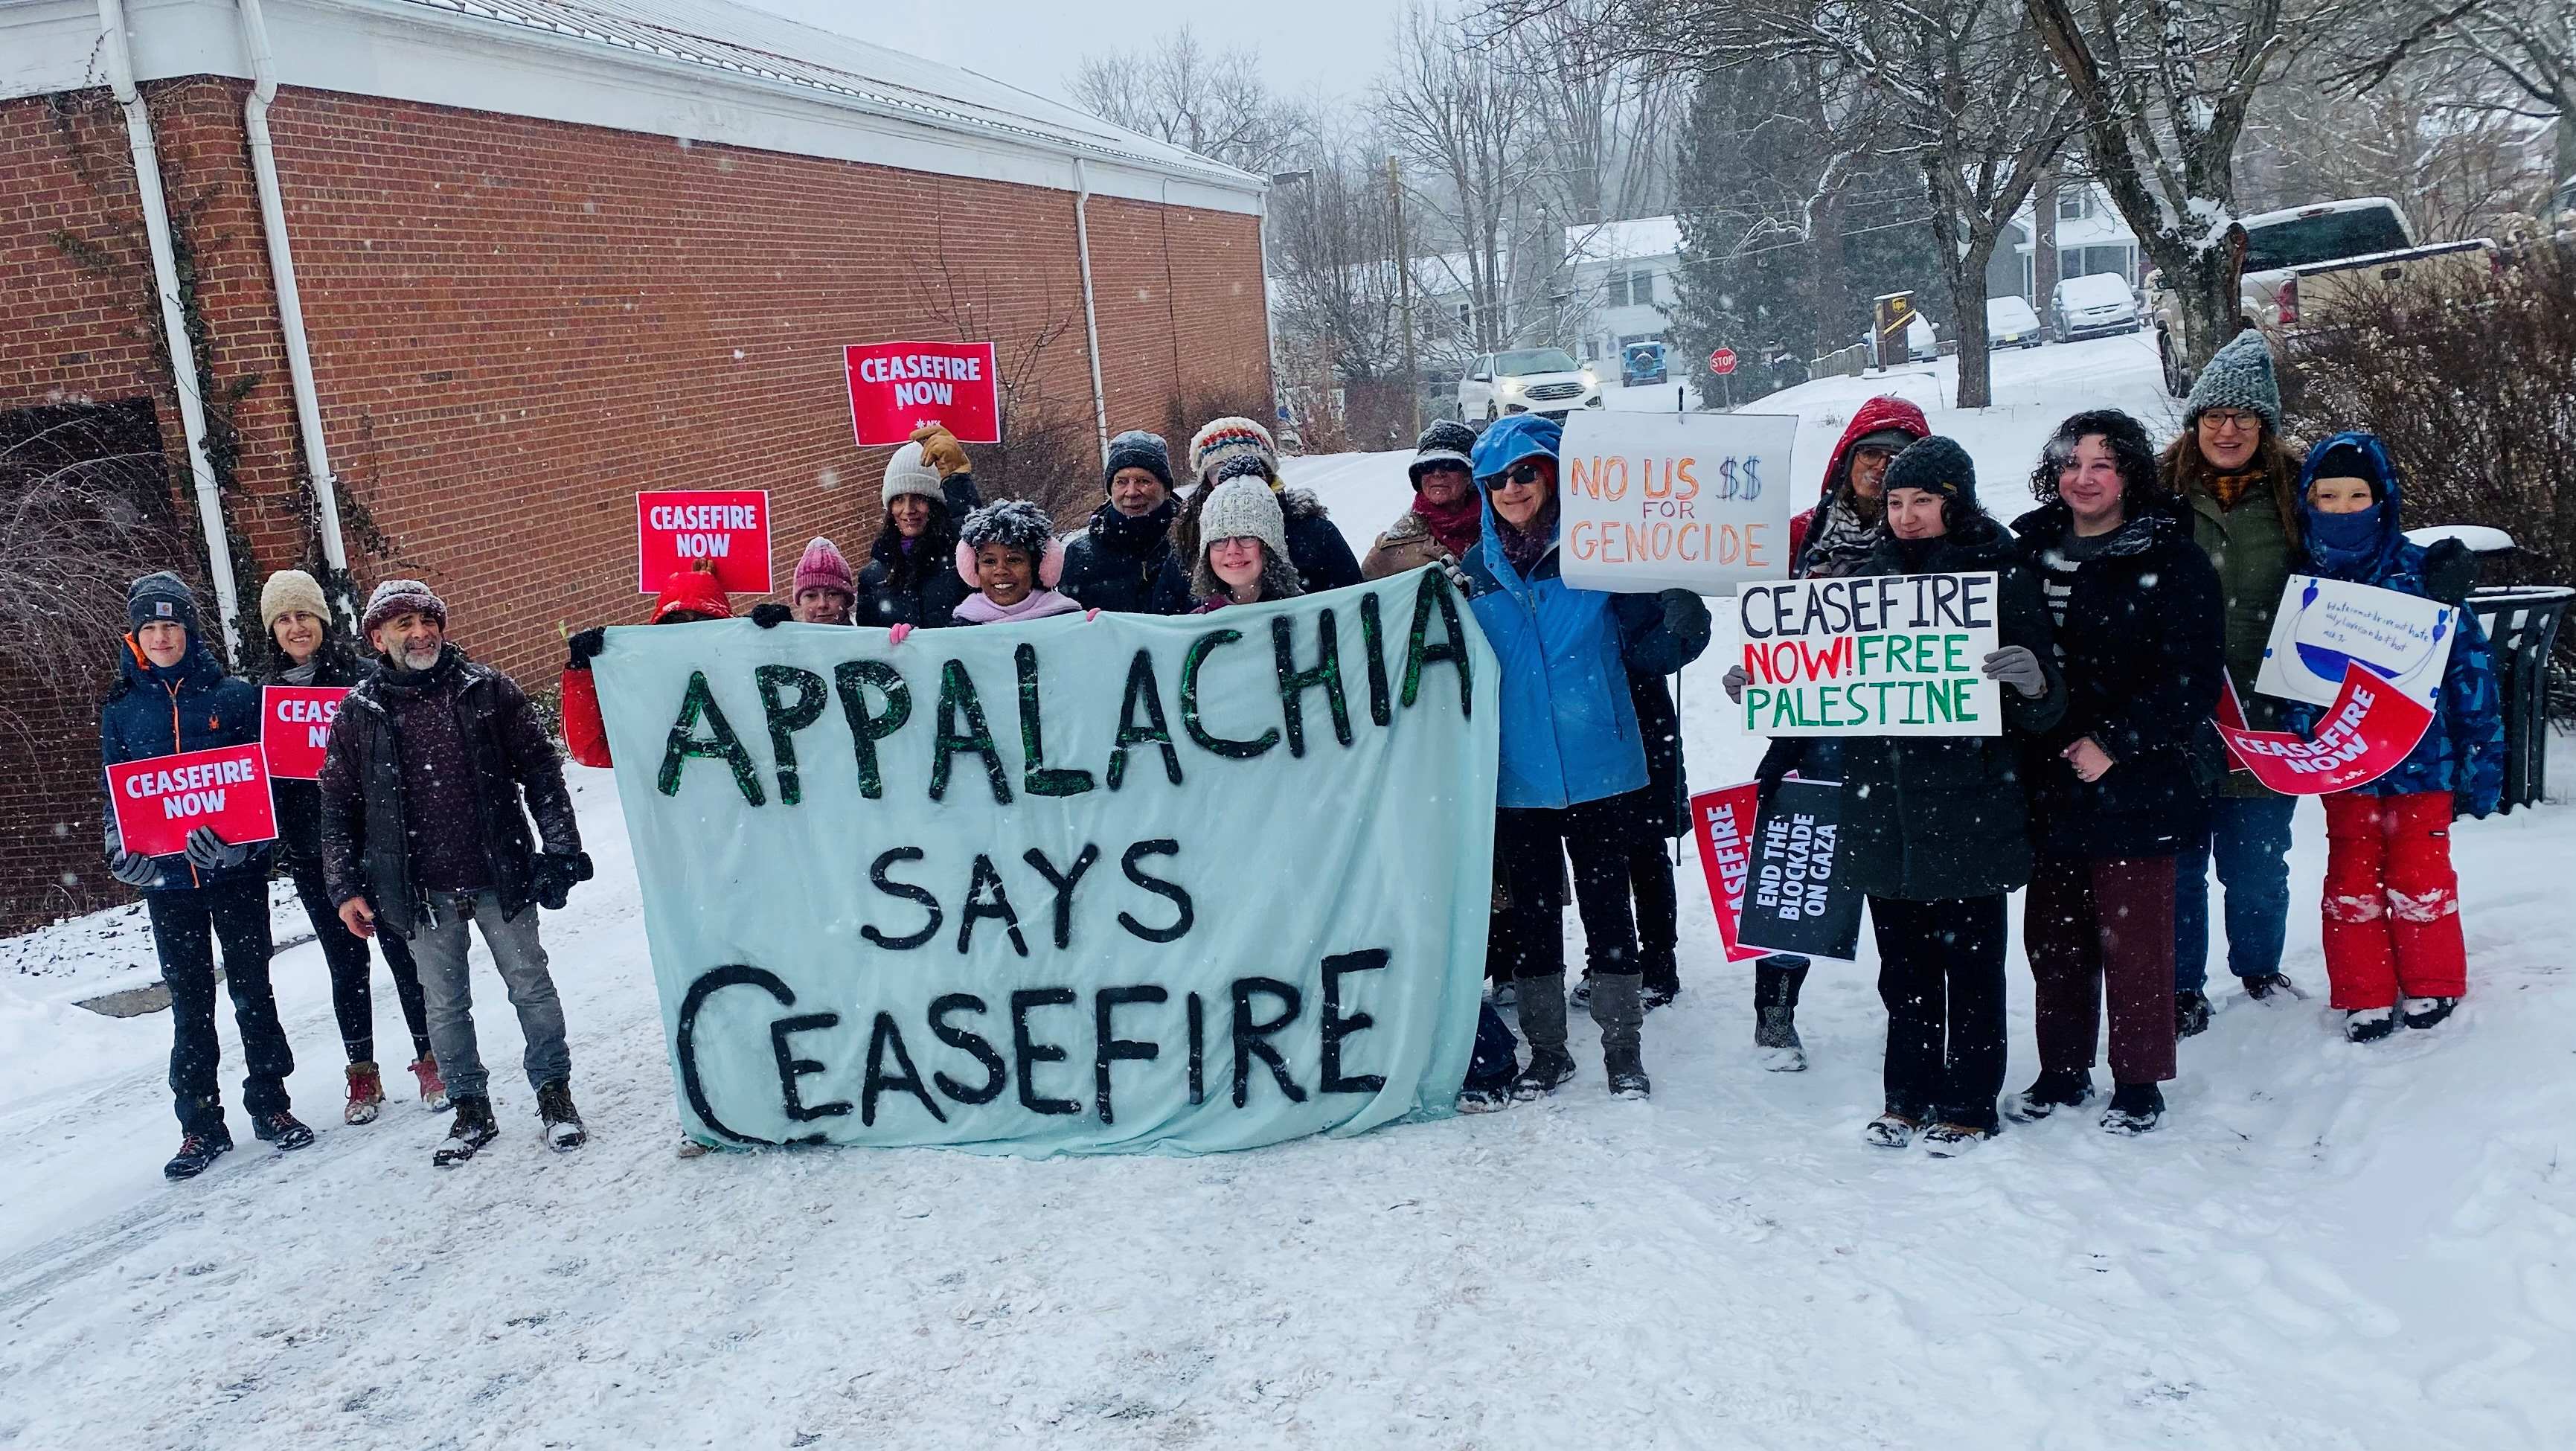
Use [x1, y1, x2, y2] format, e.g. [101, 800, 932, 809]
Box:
[4, 331, 2572, 1449]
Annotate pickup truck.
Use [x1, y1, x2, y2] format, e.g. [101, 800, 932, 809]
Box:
[2147, 197, 2496, 396]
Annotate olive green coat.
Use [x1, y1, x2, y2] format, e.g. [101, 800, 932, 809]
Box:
[2183, 484, 2295, 797]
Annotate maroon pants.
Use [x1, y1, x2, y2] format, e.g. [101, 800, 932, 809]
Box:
[2026, 855, 2178, 1086]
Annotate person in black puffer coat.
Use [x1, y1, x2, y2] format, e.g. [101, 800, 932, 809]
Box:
[2009, 409, 2225, 1138]
[1060, 429, 1183, 614]
[856, 424, 981, 629]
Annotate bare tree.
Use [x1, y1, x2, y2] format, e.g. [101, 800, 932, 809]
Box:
[2321, 0, 2572, 189]
[1068, 26, 1312, 175]
[0, 408, 180, 742]
[1381, 4, 1541, 355]
[1266, 124, 1420, 446]
[1499, 0, 1686, 226]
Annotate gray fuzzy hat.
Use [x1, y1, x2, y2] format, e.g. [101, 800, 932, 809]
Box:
[880, 441, 945, 506]
[1197, 475, 1290, 566]
[1408, 420, 1478, 485]
[2185, 330, 2281, 431]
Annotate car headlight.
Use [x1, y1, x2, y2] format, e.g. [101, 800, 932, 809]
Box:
[1499, 378, 1522, 397]
[1581, 367, 1598, 386]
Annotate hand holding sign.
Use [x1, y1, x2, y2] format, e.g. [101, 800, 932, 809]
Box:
[106, 743, 278, 859]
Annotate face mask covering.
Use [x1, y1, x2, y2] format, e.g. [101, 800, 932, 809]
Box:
[2304, 503, 2383, 573]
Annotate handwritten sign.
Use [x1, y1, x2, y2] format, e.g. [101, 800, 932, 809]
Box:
[1734, 779, 1861, 960]
[260, 685, 350, 781]
[2256, 574, 2455, 709]
[637, 490, 772, 595]
[106, 742, 277, 859]
[1733, 573, 2001, 736]
[845, 340, 1002, 447]
[2214, 670, 2433, 795]
[1555, 411, 1795, 594]
[1688, 783, 1767, 963]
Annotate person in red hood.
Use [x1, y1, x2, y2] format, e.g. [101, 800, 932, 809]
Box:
[560, 560, 731, 769]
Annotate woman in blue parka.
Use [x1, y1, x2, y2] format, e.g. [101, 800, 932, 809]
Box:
[1460, 414, 1711, 1101]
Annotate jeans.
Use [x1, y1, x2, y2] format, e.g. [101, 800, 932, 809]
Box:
[149, 877, 292, 1135]
[1873, 894, 2008, 1131]
[2029, 855, 2179, 1086]
[406, 890, 571, 1101]
[2173, 794, 2295, 991]
[289, 860, 431, 1065]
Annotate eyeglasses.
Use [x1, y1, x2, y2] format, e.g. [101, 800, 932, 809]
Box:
[1851, 445, 1899, 464]
[1502, 462, 1547, 487]
[2199, 410, 2261, 434]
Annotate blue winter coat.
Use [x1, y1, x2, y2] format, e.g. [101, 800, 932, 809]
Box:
[98, 635, 270, 891]
[1459, 414, 1708, 810]
[2284, 432, 2505, 813]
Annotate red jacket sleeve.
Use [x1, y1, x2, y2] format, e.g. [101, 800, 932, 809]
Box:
[560, 667, 612, 769]
[1786, 507, 1813, 572]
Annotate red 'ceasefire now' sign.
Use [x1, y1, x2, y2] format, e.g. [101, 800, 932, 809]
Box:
[845, 340, 1000, 447]
[108, 743, 278, 859]
[636, 490, 771, 595]
[260, 685, 350, 781]
[1688, 781, 1767, 962]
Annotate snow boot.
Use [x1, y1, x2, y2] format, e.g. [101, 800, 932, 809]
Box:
[675, 1136, 714, 1159]
[1510, 1051, 1577, 1100]
[2344, 1007, 2397, 1042]
[2101, 1082, 2165, 1135]
[1567, 975, 1593, 1010]
[1920, 1122, 1994, 1157]
[2003, 1069, 2095, 1123]
[1455, 1085, 1513, 1114]
[411, 1053, 450, 1112]
[1862, 1112, 1918, 1149]
[2400, 996, 2458, 1031]
[2175, 990, 2212, 1040]
[536, 1079, 586, 1151]
[251, 1109, 315, 1151]
[1753, 958, 1809, 1072]
[1592, 972, 1650, 1099]
[2242, 973, 2304, 1003]
[163, 1126, 234, 1180]
[1508, 973, 1575, 1100]
[1640, 942, 1681, 1011]
[435, 1095, 500, 1167]
[345, 1061, 384, 1126]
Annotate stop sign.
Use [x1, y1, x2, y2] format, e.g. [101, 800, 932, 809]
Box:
[1709, 347, 1739, 375]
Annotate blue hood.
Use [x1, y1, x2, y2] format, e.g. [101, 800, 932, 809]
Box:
[1470, 414, 1562, 589]
[2295, 430, 2405, 580]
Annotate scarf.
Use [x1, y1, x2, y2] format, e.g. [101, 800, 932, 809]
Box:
[2206, 469, 2261, 511]
[1800, 492, 1880, 579]
[1492, 496, 1560, 576]
[281, 659, 321, 686]
[952, 589, 1081, 625]
[1093, 496, 1181, 557]
[1412, 490, 1482, 560]
[2303, 506, 2386, 577]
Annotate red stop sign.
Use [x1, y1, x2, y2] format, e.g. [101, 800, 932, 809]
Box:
[1709, 347, 1739, 375]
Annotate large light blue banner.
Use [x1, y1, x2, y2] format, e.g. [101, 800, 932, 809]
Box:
[591, 568, 1499, 1156]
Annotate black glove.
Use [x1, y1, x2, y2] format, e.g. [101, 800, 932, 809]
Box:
[532, 849, 595, 911]
[749, 603, 793, 629]
[182, 826, 250, 871]
[1659, 588, 1710, 636]
[565, 627, 606, 672]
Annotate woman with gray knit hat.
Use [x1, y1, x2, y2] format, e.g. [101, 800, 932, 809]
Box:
[1188, 475, 1304, 610]
[856, 423, 981, 629]
[1162, 416, 1362, 607]
[1362, 420, 1482, 580]
[1061, 429, 1185, 615]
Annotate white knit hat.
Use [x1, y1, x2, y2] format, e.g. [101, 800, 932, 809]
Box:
[1197, 475, 1290, 565]
[880, 442, 944, 505]
[259, 568, 330, 632]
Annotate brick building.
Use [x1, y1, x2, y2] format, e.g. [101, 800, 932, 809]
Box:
[0, 0, 1272, 931]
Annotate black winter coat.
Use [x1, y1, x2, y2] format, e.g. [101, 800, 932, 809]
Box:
[97, 638, 269, 892]
[856, 471, 981, 629]
[1836, 516, 2066, 901]
[2011, 502, 2226, 859]
[1060, 498, 1182, 615]
[1625, 667, 1686, 839]
[258, 638, 377, 869]
[318, 647, 580, 938]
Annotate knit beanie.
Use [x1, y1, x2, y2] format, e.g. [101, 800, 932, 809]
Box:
[792, 536, 855, 598]
[126, 571, 200, 636]
[1849, 427, 1918, 458]
[880, 442, 945, 506]
[1196, 475, 1291, 566]
[1188, 416, 1278, 486]
[955, 499, 1067, 589]
[1103, 429, 1174, 492]
[361, 577, 446, 635]
[1883, 435, 1975, 502]
[259, 569, 330, 632]
[1408, 419, 1478, 485]
[2185, 330, 2282, 431]
[2306, 441, 2380, 499]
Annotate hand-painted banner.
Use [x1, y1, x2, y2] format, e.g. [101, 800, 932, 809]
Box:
[845, 340, 1002, 446]
[2256, 574, 2455, 708]
[107, 742, 278, 858]
[260, 685, 349, 781]
[637, 490, 772, 595]
[1688, 783, 1766, 963]
[1555, 410, 1796, 594]
[1734, 778, 1862, 961]
[1733, 572, 2001, 736]
[2214, 669, 2433, 795]
[589, 568, 1498, 1156]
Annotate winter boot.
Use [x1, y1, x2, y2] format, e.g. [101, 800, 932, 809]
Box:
[1455, 1085, 1513, 1114]
[2241, 973, 2304, 1003]
[1567, 974, 1593, 1010]
[1508, 973, 1577, 1100]
[2101, 1082, 2165, 1135]
[1862, 1112, 1918, 1149]
[435, 1095, 501, 1167]
[2003, 1069, 2095, 1123]
[163, 1126, 234, 1180]
[1752, 959, 1810, 1072]
[1920, 1122, 1995, 1157]
[1640, 942, 1681, 1010]
[251, 1109, 315, 1151]
[2400, 996, 2459, 1031]
[1592, 972, 1650, 1099]
[2344, 1007, 2397, 1042]
[2175, 990, 2212, 1040]
[536, 1079, 586, 1151]
[345, 1061, 385, 1126]
[411, 1053, 450, 1112]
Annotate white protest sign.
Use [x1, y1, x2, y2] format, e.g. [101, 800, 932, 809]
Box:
[2255, 574, 2455, 709]
[1555, 410, 1796, 595]
[1733, 572, 2002, 736]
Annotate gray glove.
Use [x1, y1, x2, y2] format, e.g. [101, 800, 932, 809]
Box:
[183, 826, 250, 871]
[1722, 664, 1750, 704]
[107, 846, 161, 887]
[1981, 645, 2048, 699]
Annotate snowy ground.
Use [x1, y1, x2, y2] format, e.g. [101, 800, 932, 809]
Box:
[5, 330, 2573, 1449]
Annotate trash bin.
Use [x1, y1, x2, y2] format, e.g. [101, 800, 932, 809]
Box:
[2467, 586, 2572, 813]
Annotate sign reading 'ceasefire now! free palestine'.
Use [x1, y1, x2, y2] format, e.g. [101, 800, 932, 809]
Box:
[1732, 572, 2003, 737]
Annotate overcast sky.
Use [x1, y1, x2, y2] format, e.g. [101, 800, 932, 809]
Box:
[743, 0, 1398, 109]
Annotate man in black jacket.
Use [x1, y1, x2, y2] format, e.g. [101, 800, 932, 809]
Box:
[1060, 429, 1183, 614]
[320, 579, 591, 1165]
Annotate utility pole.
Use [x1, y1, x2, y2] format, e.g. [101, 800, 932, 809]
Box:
[1389, 153, 1420, 440]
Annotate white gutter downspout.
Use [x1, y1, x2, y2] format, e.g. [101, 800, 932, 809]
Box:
[1071, 159, 1110, 461]
[237, 0, 353, 625]
[99, 0, 244, 663]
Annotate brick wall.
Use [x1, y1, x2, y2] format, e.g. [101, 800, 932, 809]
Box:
[0, 79, 1272, 932]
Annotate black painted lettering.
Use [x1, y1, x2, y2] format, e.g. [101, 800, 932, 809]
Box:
[1231, 976, 1308, 1108]
[676, 964, 794, 1146]
[771, 1012, 852, 1123]
[929, 658, 1012, 804]
[957, 852, 1030, 957]
[1010, 987, 1081, 1115]
[1358, 591, 1392, 728]
[1320, 949, 1390, 1095]
[1179, 628, 1280, 759]
[1272, 609, 1352, 757]
[928, 993, 1006, 1105]
[1015, 642, 1095, 798]
[1092, 984, 1168, 1126]
[1106, 648, 1183, 790]
[1116, 839, 1194, 944]
[754, 665, 827, 806]
[1022, 844, 1101, 950]
[832, 660, 911, 800]
[861, 1010, 948, 1126]
[861, 847, 942, 951]
[1400, 571, 1473, 717]
[657, 670, 766, 804]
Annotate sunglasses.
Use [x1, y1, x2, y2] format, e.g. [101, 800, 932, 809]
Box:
[1498, 462, 1548, 487]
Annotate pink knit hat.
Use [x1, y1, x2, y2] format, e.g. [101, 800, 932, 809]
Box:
[792, 536, 854, 598]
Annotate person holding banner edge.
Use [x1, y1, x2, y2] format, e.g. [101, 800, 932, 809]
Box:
[101, 571, 315, 1179]
[258, 569, 441, 1123]
[563, 561, 734, 769]
[1162, 417, 1362, 612]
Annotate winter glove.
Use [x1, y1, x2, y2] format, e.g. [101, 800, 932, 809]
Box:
[531, 849, 595, 911]
[911, 424, 970, 478]
[182, 827, 250, 871]
[749, 603, 793, 629]
[1722, 664, 1750, 704]
[887, 622, 914, 647]
[1980, 644, 2047, 698]
[1659, 588, 1710, 637]
[106, 845, 161, 888]
[565, 627, 606, 672]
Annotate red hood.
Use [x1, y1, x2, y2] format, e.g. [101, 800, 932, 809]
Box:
[650, 562, 734, 623]
[1816, 395, 1931, 507]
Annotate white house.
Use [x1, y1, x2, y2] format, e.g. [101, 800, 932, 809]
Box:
[1563, 215, 1681, 364]
[1990, 182, 2142, 302]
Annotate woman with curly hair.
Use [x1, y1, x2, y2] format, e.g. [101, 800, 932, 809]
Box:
[952, 498, 1081, 625]
[856, 425, 981, 630]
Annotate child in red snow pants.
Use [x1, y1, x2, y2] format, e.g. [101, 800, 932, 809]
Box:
[2319, 793, 2466, 1009]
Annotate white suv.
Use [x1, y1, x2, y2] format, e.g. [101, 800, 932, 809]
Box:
[1457, 347, 1604, 424]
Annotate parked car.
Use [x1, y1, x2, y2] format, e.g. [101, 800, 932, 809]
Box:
[2051, 272, 2141, 341]
[1621, 341, 1667, 387]
[1859, 315, 1941, 365]
[1985, 294, 2043, 348]
[1457, 347, 1604, 423]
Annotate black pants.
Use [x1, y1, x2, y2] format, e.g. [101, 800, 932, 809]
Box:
[1871, 894, 2008, 1133]
[1628, 839, 1679, 994]
[289, 859, 432, 1065]
[148, 876, 292, 1136]
[1493, 798, 1641, 981]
